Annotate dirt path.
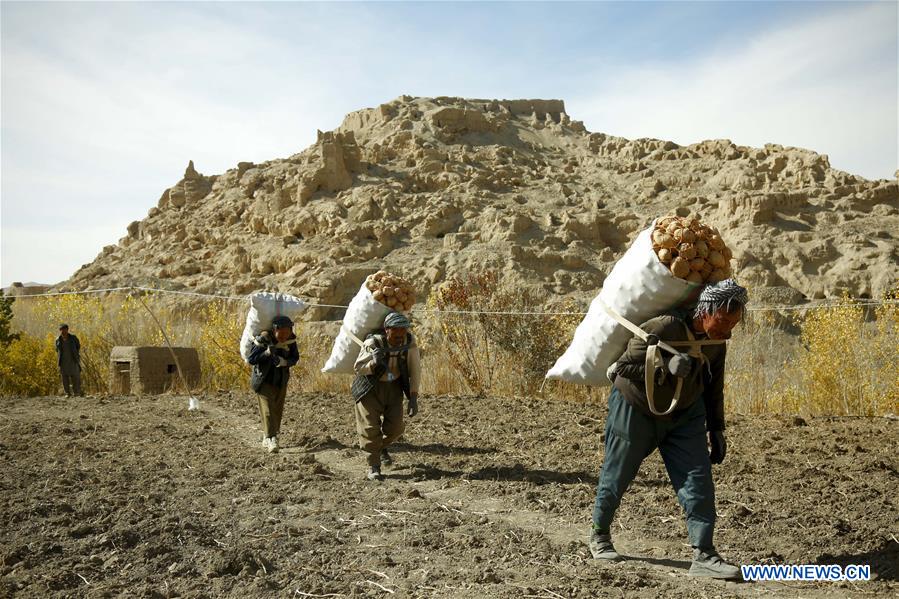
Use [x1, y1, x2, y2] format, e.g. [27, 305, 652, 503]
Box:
[1, 392, 896, 597]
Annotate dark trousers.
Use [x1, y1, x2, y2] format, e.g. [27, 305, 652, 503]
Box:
[257, 383, 287, 438]
[61, 372, 82, 396]
[592, 387, 716, 549]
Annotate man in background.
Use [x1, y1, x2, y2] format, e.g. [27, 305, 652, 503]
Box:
[55, 324, 83, 397]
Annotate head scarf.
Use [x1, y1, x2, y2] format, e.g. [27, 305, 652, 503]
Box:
[383, 311, 412, 329]
[694, 279, 749, 319]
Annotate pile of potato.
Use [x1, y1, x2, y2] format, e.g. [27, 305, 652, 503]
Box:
[651, 216, 733, 284]
[365, 271, 417, 312]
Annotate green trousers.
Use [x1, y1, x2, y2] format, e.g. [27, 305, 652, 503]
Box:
[592, 387, 717, 549]
[355, 381, 405, 467]
[257, 383, 287, 438]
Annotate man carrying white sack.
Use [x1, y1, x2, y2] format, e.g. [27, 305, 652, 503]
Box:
[247, 315, 300, 453]
[352, 312, 421, 481]
[589, 279, 749, 580]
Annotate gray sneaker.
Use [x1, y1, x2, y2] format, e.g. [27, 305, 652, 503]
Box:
[366, 466, 383, 481]
[689, 548, 742, 580]
[588, 531, 620, 560]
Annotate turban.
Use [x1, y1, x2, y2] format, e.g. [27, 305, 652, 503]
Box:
[384, 312, 412, 329]
[694, 279, 749, 318]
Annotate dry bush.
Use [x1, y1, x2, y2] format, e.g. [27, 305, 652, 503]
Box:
[724, 310, 799, 414]
[769, 292, 898, 416]
[2, 286, 897, 417]
[427, 271, 582, 397]
[197, 300, 249, 392]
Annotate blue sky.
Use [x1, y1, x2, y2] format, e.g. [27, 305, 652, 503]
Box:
[2, 1, 896, 286]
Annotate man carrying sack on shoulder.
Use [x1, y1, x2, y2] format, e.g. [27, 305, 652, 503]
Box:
[247, 315, 299, 453]
[352, 312, 421, 481]
[589, 279, 749, 580]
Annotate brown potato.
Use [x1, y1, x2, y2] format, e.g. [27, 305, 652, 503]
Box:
[678, 243, 697, 261]
[708, 235, 725, 251]
[373, 290, 385, 301]
[383, 287, 395, 297]
[722, 247, 733, 260]
[657, 248, 674, 263]
[690, 257, 706, 272]
[671, 257, 690, 278]
[708, 251, 727, 268]
[700, 261, 714, 278]
[686, 271, 704, 284]
[708, 269, 727, 283]
[694, 240, 710, 258]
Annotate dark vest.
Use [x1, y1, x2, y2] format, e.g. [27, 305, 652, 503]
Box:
[351, 332, 413, 402]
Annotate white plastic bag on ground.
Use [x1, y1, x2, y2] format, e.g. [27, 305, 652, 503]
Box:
[239, 292, 307, 362]
[546, 220, 701, 386]
[322, 280, 394, 374]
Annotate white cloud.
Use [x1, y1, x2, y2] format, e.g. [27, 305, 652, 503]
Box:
[568, 2, 897, 181]
[2, 2, 896, 287]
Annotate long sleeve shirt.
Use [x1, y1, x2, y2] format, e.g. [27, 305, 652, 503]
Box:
[353, 333, 422, 395]
[612, 315, 727, 431]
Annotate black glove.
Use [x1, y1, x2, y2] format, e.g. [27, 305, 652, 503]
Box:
[407, 394, 418, 417]
[254, 333, 272, 347]
[370, 348, 388, 378]
[668, 353, 694, 378]
[709, 431, 727, 464]
[645, 333, 660, 347]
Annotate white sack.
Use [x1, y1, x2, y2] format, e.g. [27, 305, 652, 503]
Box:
[321, 281, 394, 375]
[546, 220, 701, 386]
[239, 292, 307, 362]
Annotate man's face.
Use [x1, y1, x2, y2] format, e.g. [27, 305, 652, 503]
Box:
[701, 307, 743, 340]
[60, 328, 69, 337]
[273, 326, 292, 343]
[385, 327, 407, 347]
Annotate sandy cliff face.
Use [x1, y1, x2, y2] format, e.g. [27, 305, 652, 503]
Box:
[63, 96, 898, 317]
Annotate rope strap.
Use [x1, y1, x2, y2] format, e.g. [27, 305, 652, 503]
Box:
[597, 300, 725, 416]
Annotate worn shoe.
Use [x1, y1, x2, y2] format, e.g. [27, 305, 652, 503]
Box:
[366, 466, 383, 481]
[269, 436, 280, 453]
[380, 448, 393, 466]
[588, 531, 620, 560]
[689, 548, 742, 580]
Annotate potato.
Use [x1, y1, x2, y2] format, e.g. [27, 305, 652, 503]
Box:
[690, 257, 706, 272]
[694, 240, 709, 259]
[383, 287, 395, 297]
[700, 261, 714, 278]
[708, 251, 727, 268]
[386, 297, 397, 308]
[686, 271, 704, 284]
[708, 269, 727, 283]
[671, 257, 690, 278]
[677, 243, 697, 261]
[657, 248, 674, 263]
[373, 290, 385, 301]
[722, 247, 733, 261]
[675, 228, 697, 244]
[708, 235, 725, 251]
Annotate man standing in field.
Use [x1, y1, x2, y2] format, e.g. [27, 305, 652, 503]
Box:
[352, 312, 421, 481]
[55, 324, 83, 397]
[247, 315, 300, 453]
[589, 279, 749, 580]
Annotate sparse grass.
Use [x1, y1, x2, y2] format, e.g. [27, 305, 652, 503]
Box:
[2, 286, 897, 417]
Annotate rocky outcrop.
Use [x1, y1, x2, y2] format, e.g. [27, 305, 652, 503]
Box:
[61, 96, 898, 316]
